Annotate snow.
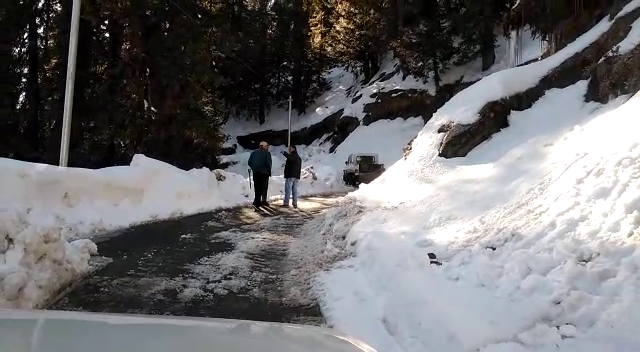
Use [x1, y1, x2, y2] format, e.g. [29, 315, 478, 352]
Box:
[618, 0, 640, 18]
[329, 117, 424, 169]
[222, 117, 424, 181]
[0, 153, 340, 308]
[615, 17, 640, 55]
[224, 28, 546, 139]
[315, 75, 640, 352]
[433, 8, 632, 125]
[224, 68, 357, 135]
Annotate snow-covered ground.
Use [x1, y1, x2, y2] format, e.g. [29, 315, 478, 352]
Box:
[0, 153, 342, 309]
[313, 4, 640, 351]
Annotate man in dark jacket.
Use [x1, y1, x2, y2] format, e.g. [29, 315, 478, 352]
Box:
[281, 145, 302, 208]
[248, 141, 272, 206]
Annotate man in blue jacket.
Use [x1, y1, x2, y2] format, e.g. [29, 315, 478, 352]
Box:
[248, 141, 272, 207]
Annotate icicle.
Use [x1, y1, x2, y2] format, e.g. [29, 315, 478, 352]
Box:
[516, 27, 523, 66]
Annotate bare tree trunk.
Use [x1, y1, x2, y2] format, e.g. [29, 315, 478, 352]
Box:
[26, 0, 41, 153]
[106, 16, 123, 165]
[480, 1, 496, 71]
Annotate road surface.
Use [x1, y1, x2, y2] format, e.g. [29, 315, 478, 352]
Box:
[50, 195, 345, 326]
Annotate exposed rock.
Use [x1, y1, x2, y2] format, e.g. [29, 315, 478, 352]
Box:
[437, 123, 453, 133]
[362, 89, 433, 125]
[376, 67, 401, 83]
[362, 79, 476, 126]
[236, 109, 344, 150]
[235, 69, 472, 158]
[217, 160, 238, 170]
[220, 144, 237, 156]
[585, 44, 640, 103]
[439, 6, 640, 159]
[325, 115, 360, 153]
[402, 135, 417, 160]
[392, 80, 477, 160]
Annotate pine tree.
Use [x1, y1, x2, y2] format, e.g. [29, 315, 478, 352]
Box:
[326, 0, 387, 81]
[393, 0, 455, 91]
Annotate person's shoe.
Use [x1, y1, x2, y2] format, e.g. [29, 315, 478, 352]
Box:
[293, 205, 298, 209]
[253, 202, 261, 207]
[262, 201, 269, 206]
[281, 204, 289, 207]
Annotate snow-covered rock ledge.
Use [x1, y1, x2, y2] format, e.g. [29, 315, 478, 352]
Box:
[436, 0, 640, 159]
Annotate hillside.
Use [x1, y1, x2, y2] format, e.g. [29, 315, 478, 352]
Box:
[221, 27, 544, 181]
[303, 1, 640, 352]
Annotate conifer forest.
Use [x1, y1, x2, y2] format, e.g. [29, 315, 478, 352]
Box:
[0, 0, 614, 168]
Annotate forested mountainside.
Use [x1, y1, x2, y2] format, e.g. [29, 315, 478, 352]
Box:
[0, 0, 627, 169]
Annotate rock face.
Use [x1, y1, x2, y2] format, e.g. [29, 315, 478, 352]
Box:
[235, 109, 344, 150]
[233, 69, 472, 155]
[322, 115, 360, 153]
[362, 89, 433, 125]
[585, 44, 640, 103]
[234, 79, 473, 154]
[362, 80, 476, 126]
[439, 6, 640, 159]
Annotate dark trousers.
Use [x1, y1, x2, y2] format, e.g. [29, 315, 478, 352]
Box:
[252, 172, 269, 205]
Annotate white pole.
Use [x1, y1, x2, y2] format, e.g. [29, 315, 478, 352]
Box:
[59, 0, 82, 167]
[287, 95, 292, 148]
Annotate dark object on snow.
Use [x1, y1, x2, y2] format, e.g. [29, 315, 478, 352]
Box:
[428, 252, 442, 266]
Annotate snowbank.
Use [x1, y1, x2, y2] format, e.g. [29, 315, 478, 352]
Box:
[0, 152, 343, 308]
[315, 77, 640, 352]
[0, 155, 252, 308]
[1, 155, 254, 238]
[0, 215, 96, 309]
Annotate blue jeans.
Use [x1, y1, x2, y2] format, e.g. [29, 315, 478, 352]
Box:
[283, 178, 299, 206]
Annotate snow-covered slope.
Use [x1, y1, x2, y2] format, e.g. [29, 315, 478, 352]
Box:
[314, 3, 640, 351]
[224, 27, 544, 137]
[222, 28, 545, 184]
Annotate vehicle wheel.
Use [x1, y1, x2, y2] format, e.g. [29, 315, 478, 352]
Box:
[344, 173, 355, 187]
[352, 175, 359, 187]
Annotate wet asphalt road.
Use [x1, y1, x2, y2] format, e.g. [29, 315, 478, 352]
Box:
[50, 195, 344, 326]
